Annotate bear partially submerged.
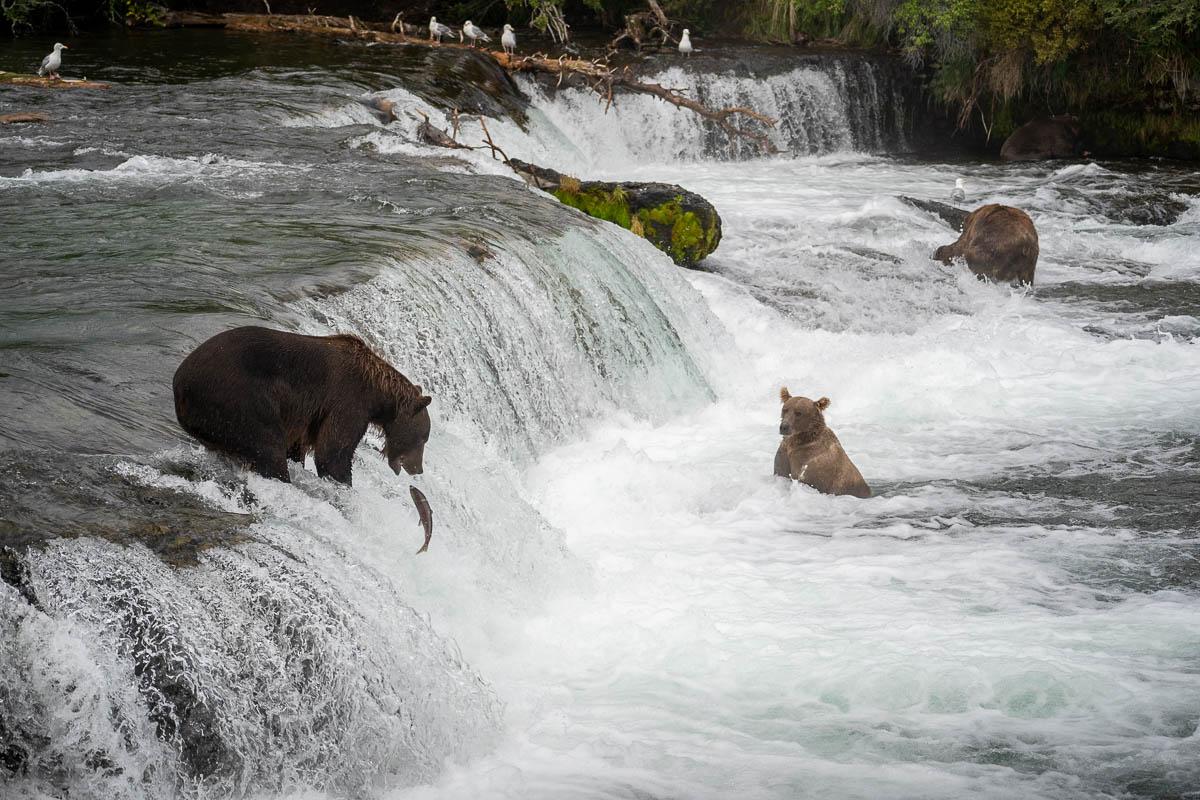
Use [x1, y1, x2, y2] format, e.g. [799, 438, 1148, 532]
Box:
[773, 388, 871, 499]
[173, 327, 432, 485]
[1000, 115, 1085, 161]
[935, 204, 1039, 286]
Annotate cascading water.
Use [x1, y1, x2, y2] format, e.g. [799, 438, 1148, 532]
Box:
[3, 29, 1200, 800]
[500, 55, 907, 165]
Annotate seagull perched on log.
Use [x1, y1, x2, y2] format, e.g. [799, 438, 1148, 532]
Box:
[501, 24, 517, 56]
[951, 177, 967, 202]
[429, 16, 454, 43]
[38, 43, 67, 80]
[462, 20, 490, 47]
[679, 29, 693, 57]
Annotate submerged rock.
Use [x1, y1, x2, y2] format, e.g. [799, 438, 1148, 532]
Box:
[509, 159, 722, 268]
[899, 196, 969, 231]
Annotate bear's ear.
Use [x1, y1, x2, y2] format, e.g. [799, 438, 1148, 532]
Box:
[780, 387, 790, 403]
[816, 397, 831, 411]
[412, 395, 432, 415]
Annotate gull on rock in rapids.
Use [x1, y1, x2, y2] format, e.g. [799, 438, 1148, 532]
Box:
[462, 21, 490, 47]
[501, 24, 517, 56]
[951, 177, 968, 202]
[679, 29, 693, 56]
[38, 43, 67, 80]
[429, 16, 454, 43]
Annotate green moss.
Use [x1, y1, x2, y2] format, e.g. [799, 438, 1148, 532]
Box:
[554, 186, 720, 267]
[634, 196, 716, 267]
[553, 185, 632, 229]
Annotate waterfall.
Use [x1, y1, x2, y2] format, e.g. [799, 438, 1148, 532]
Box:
[0, 204, 731, 798]
[498, 55, 909, 167]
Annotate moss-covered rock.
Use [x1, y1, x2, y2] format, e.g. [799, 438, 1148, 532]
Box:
[509, 159, 722, 268]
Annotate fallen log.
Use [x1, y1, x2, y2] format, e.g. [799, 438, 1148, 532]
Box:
[0, 72, 110, 90]
[217, 13, 778, 153]
[0, 112, 51, 124]
[509, 158, 722, 268]
[494, 52, 778, 153]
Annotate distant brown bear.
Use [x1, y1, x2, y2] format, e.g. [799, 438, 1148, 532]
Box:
[935, 204, 1039, 286]
[1000, 115, 1085, 161]
[774, 388, 871, 499]
[173, 326, 432, 486]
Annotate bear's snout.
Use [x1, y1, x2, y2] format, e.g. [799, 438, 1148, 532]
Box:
[779, 422, 789, 435]
[390, 452, 423, 475]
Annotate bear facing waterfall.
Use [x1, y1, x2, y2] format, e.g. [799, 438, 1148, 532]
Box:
[173, 327, 432, 485]
[773, 388, 872, 498]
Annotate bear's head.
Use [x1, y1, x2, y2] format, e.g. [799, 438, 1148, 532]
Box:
[778, 387, 830, 440]
[383, 393, 433, 475]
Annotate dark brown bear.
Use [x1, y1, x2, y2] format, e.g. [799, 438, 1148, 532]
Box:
[173, 326, 432, 486]
[774, 388, 871, 498]
[935, 204, 1039, 286]
[1000, 115, 1085, 161]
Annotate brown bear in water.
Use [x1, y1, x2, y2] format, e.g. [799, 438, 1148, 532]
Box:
[773, 388, 871, 498]
[935, 204, 1039, 286]
[1000, 115, 1085, 161]
[173, 326, 432, 486]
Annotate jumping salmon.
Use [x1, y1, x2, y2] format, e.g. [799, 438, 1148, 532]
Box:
[410, 485, 433, 554]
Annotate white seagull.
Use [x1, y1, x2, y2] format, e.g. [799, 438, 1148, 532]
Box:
[951, 177, 967, 202]
[38, 43, 67, 80]
[462, 20, 490, 47]
[501, 23, 517, 56]
[428, 16, 454, 43]
[679, 29, 693, 57]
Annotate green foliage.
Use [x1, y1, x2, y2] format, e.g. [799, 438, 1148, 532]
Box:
[893, 0, 977, 64]
[103, 0, 161, 25]
[2, 0, 63, 33]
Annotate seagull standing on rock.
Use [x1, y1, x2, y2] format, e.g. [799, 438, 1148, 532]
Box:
[679, 29, 693, 57]
[462, 21, 490, 47]
[501, 24, 517, 56]
[38, 43, 67, 80]
[951, 177, 968, 202]
[429, 16, 454, 43]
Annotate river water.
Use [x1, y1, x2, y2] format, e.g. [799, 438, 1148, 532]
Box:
[2, 29, 1199, 800]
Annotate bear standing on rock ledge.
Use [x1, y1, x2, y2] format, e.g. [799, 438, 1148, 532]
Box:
[173, 327, 432, 486]
[773, 388, 872, 499]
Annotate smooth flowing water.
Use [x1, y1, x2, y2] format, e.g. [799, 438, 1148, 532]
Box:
[2, 30, 1199, 800]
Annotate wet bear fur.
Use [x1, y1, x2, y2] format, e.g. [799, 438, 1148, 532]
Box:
[773, 388, 871, 498]
[934, 204, 1039, 286]
[173, 326, 432, 486]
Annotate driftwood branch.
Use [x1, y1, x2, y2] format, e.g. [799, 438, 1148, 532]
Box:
[413, 109, 473, 149]
[217, 14, 778, 153]
[0, 71, 110, 90]
[497, 52, 778, 153]
[478, 115, 510, 163]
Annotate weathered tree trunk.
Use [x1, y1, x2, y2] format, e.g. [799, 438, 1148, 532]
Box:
[217, 13, 777, 153]
[0, 112, 51, 124]
[0, 72, 110, 90]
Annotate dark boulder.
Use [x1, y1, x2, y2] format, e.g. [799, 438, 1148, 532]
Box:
[509, 159, 722, 268]
[899, 196, 969, 231]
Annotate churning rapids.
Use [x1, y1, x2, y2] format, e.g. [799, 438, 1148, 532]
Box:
[3, 29, 1200, 800]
